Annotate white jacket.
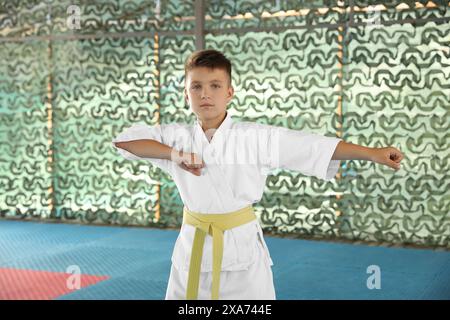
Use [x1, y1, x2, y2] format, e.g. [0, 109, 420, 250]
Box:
[112, 111, 342, 272]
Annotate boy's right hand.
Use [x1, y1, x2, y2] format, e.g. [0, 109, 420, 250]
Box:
[171, 149, 205, 176]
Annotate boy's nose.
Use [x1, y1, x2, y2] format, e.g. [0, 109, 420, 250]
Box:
[201, 88, 210, 98]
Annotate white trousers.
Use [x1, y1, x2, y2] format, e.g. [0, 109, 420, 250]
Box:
[165, 240, 276, 300]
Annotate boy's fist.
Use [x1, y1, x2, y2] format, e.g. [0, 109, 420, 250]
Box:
[370, 147, 404, 171]
[171, 149, 205, 176]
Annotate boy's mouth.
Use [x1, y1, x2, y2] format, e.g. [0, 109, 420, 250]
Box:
[200, 103, 214, 108]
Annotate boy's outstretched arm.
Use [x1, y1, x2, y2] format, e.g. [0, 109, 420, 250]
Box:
[331, 141, 404, 171]
[114, 140, 205, 176]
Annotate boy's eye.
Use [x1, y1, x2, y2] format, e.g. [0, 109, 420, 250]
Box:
[212, 84, 221, 89]
[192, 85, 200, 90]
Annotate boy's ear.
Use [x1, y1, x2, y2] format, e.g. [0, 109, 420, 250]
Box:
[184, 87, 189, 102]
[227, 85, 234, 102]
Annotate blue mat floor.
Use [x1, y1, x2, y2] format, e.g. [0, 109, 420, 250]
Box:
[0, 220, 449, 300]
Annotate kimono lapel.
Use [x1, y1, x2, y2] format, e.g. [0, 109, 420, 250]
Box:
[192, 112, 238, 212]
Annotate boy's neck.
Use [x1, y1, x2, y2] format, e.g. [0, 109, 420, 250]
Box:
[198, 112, 227, 133]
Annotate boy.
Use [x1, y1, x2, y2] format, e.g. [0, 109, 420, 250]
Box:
[112, 49, 404, 300]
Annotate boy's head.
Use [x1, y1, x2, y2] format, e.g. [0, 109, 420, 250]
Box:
[184, 49, 234, 124]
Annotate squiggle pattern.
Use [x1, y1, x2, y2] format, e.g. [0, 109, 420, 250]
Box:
[0, 0, 448, 248]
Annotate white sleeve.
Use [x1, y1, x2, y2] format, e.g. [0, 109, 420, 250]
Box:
[111, 123, 173, 175]
[265, 126, 342, 181]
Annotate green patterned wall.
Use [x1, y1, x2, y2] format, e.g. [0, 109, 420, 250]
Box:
[0, 1, 448, 248]
[341, 12, 450, 246]
[0, 40, 51, 219]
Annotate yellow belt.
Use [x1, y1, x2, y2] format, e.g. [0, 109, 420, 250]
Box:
[182, 205, 257, 300]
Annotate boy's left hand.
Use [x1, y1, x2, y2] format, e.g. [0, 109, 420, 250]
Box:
[370, 147, 404, 171]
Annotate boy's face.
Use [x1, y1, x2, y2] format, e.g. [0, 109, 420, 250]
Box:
[184, 66, 234, 123]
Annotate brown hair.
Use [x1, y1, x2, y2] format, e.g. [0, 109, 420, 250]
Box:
[184, 49, 232, 85]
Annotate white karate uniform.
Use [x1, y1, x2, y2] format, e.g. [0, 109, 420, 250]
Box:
[112, 111, 342, 300]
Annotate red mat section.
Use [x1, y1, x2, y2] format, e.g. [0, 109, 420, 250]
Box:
[0, 268, 109, 300]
